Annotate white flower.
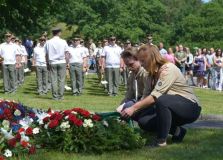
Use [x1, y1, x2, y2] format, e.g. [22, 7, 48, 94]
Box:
[44, 124, 48, 129]
[2, 120, 10, 130]
[32, 109, 50, 125]
[103, 120, 109, 127]
[83, 119, 93, 128]
[14, 109, 21, 116]
[65, 116, 69, 120]
[38, 120, 44, 125]
[60, 121, 70, 131]
[0, 128, 14, 140]
[20, 132, 30, 142]
[71, 111, 77, 115]
[33, 128, 40, 134]
[19, 117, 34, 130]
[4, 149, 12, 157]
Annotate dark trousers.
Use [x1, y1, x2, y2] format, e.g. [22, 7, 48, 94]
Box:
[130, 95, 201, 141]
[123, 100, 157, 131]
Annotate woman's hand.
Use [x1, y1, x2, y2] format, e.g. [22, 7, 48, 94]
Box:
[121, 106, 136, 118]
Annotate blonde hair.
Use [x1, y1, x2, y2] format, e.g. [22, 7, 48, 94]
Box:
[137, 45, 168, 76]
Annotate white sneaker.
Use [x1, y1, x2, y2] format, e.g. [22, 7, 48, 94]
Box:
[101, 80, 108, 85]
[64, 85, 72, 91]
[24, 68, 31, 73]
[202, 85, 208, 88]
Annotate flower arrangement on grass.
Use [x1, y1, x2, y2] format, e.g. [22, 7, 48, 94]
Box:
[0, 100, 145, 159]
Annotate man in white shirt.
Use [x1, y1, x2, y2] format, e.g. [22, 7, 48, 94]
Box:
[0, 33, 20, 94]
[101, 36, 123, 96]
[159, 42, 168, 57]
[45, 28, 69, 100]
[33, 36, 48, 95]
[68, 37, 87, 96]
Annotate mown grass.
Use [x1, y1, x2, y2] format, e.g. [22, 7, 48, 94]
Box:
[15, 129, 223, 160]
[0, 72, 222, 115]
[0, 73, 223, 160]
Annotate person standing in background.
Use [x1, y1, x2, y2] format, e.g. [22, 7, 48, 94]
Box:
[101, 36, 123, 96]
[68, 37, 87, 96]
[175, 44, 187, 75]
[0, 32, 20, 94]
[165, 48, 175, 64]
[185, 47, 195, 86]
[88, 38, 96, 71]
[80, 39, 89, 88]
[33, 36, 48, 95]
[45, 28, 69, 100]
[206, 48, 215, 88]
[94, 41, 104, 83]
[213, 48, 223, 91]
[18, 40, 28, 85]
[159, 42, 167, 57]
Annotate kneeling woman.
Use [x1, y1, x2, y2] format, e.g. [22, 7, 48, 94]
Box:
[121, 45, 201, 147]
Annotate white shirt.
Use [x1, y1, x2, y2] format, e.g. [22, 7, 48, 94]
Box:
[94, 47, 103, 58]
[33, 45, 47, 66]
[0, 42, 19, 65]
[18, 45, 28, 63]
[45, 36, 69, 64]
[89, 43, 96, 56]
[206, 53, 215, 66]
[81, 46, 89, 57]
[185, 53, 193, 65]
[68, 45, 86, 63]
[159, 48, 167, 57]
[101, 44, 122, 68]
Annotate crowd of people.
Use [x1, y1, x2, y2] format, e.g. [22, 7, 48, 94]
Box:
[0, 28, 204, 147]
[160, 44, 223, 91]
[0, 29, 222, 98]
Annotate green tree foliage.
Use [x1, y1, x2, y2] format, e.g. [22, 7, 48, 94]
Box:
[1, 0, 223, 48]
[180, 1, 223, 48]
[0, 0, 65, 40]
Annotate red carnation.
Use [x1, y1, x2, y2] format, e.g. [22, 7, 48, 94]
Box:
[29, 145, 36, 154]
[3, 108, 13, 120]
[0, 114, 4, 119]
[80, 110, 90, 118]
[18, 128, 25, 133]
[26, 127, 33, 135]
[48, 120, 59, 129]
[8, 138, 17, 148]
[92, 114, 101, 121]
[43, 116, 50, 123]
[20, 140, 29, 148]
[76, 119, 83, 126]
[63, 110, 71, 115]
[68, 114, 83, 126]
[15, 133, 21, 141]
[50, 112, 63, 121]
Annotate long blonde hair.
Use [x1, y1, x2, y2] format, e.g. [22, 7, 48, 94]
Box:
[137, 45, 168, 76]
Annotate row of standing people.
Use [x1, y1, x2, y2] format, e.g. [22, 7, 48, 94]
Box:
[0, 33, 28, 94]
[159, 43, 223, 91]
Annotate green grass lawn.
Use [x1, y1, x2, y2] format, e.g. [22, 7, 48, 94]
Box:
[1, 73, 223, 160]
[0, 73, 222, 115]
